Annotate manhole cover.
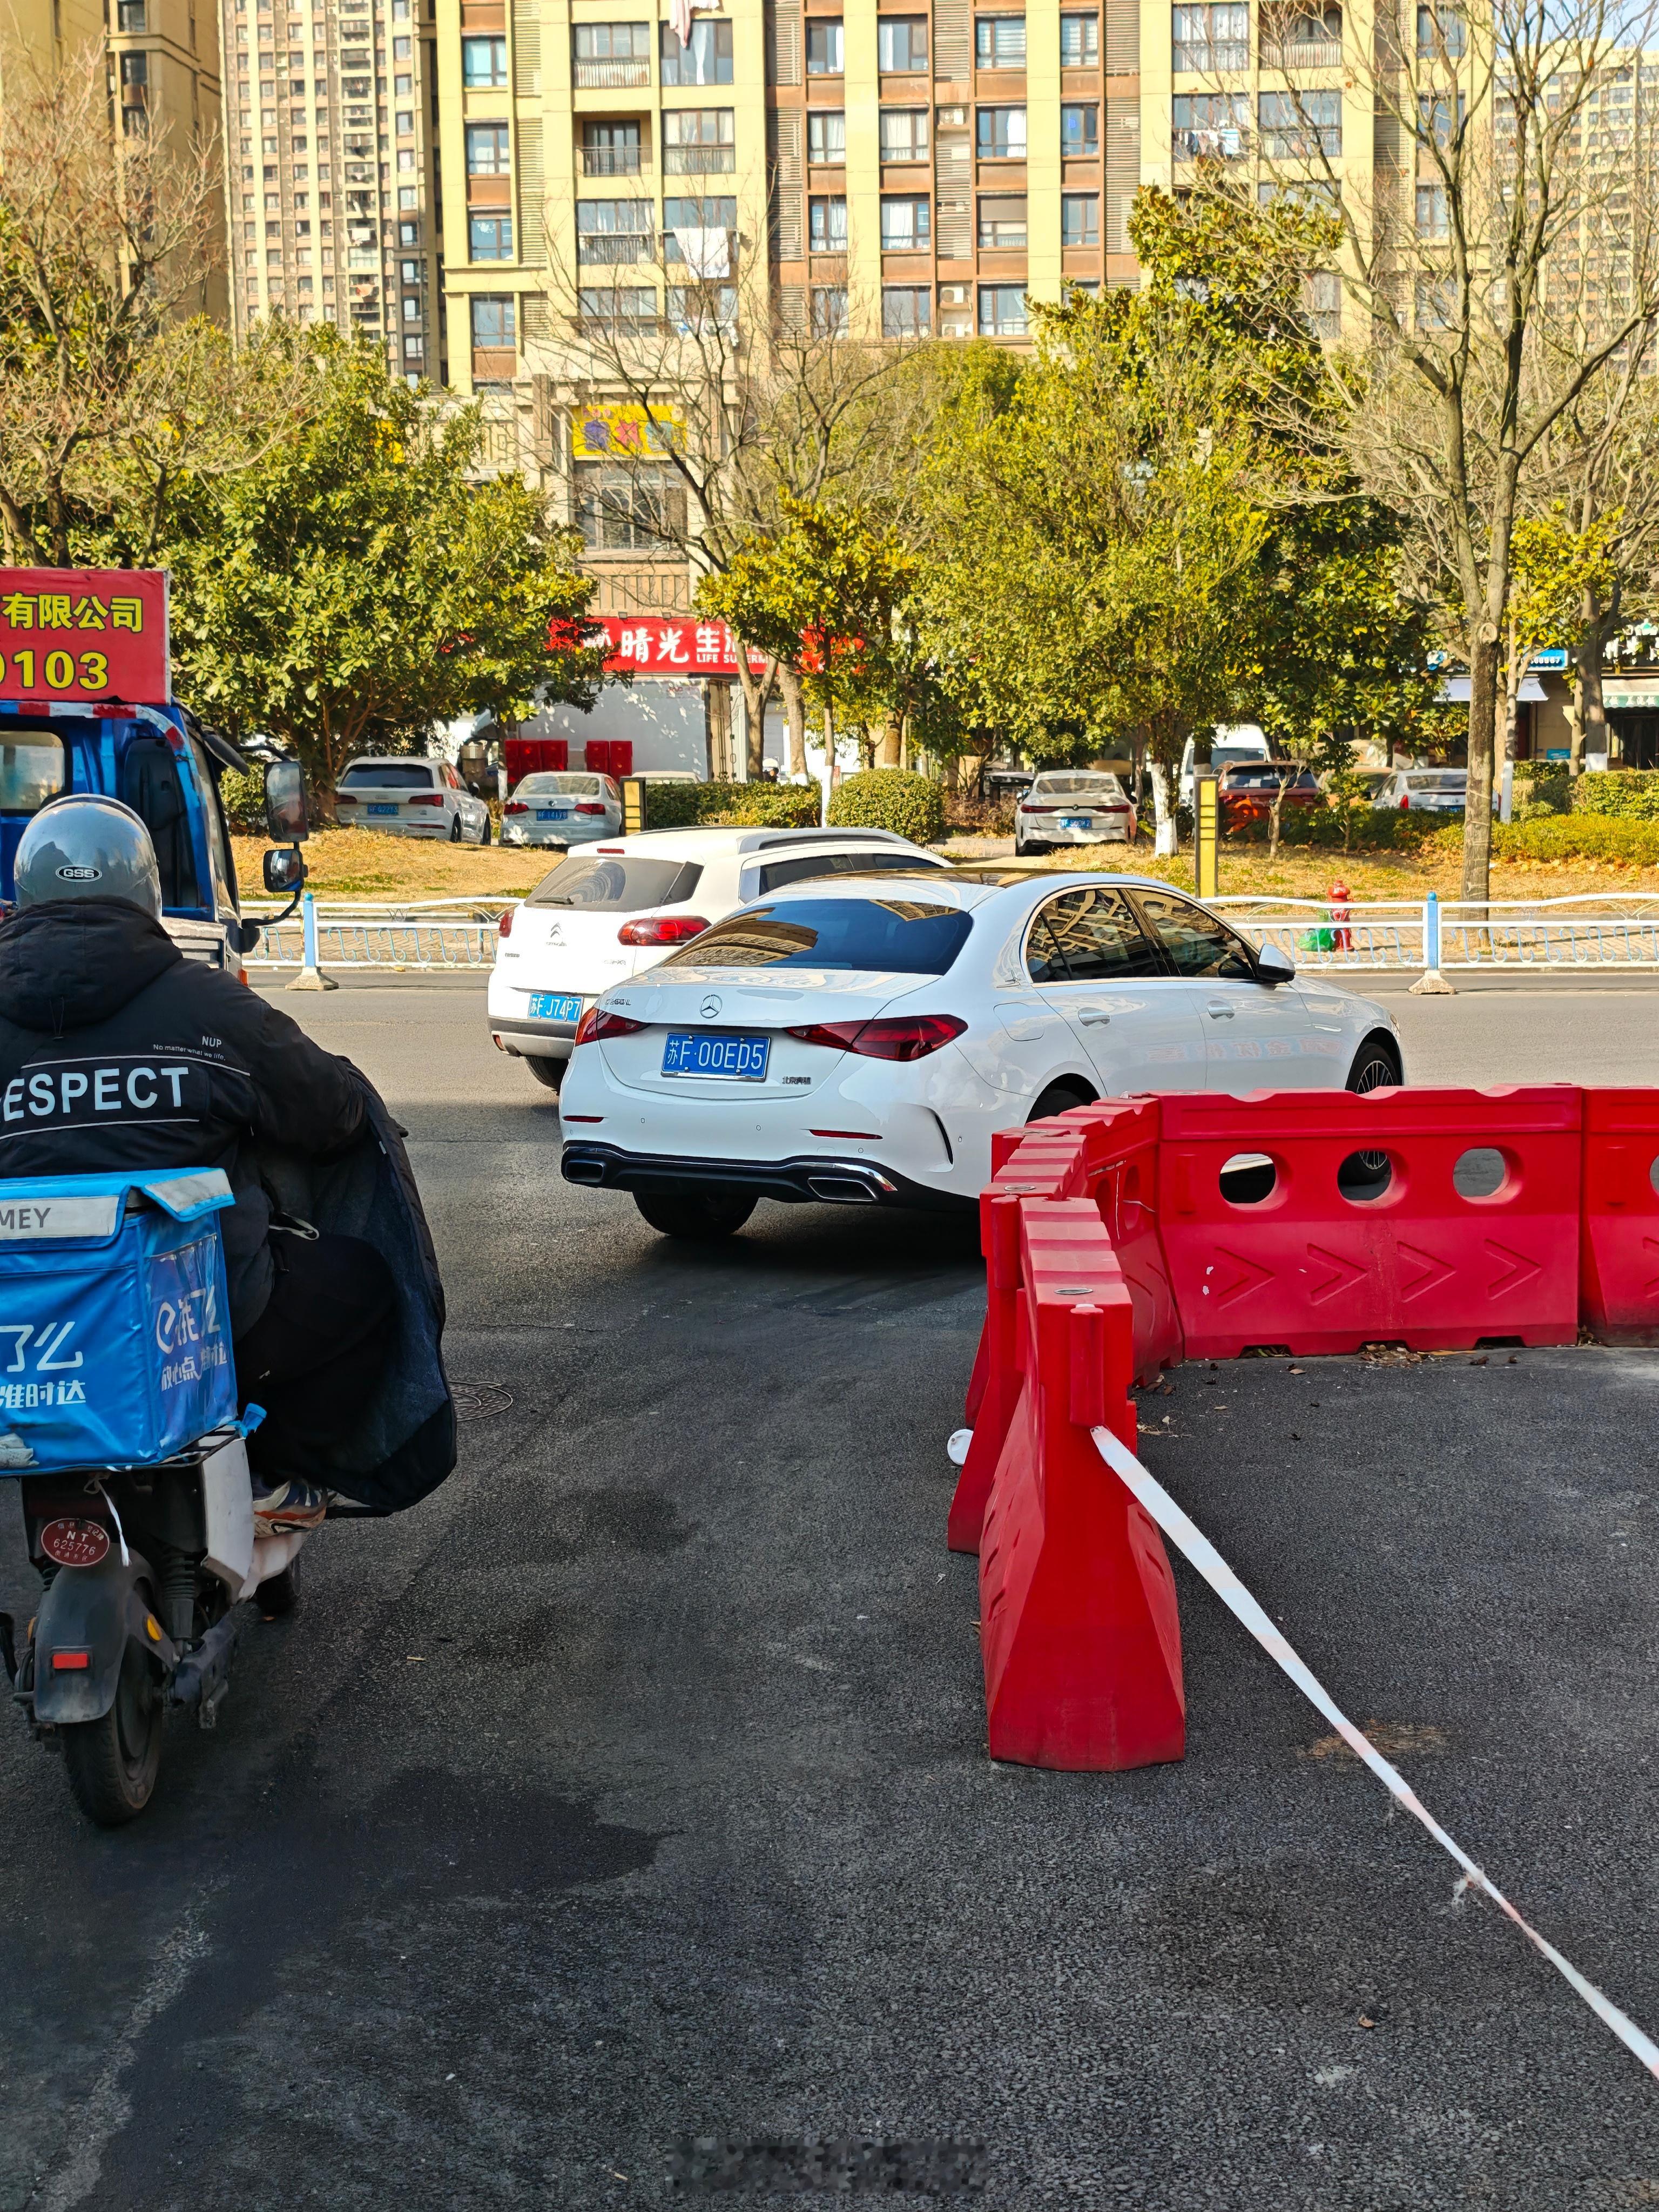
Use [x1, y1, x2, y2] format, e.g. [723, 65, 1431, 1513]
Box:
[453, 1384, 515, 1422]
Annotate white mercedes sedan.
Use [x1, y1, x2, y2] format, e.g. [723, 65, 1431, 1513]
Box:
[558, 870, 1404, 1239]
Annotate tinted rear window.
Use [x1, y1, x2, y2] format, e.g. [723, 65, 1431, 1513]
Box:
[755, 851, 943, 894]
[1033, 774, 1124, 798]
[515, 773, 604, 795]
[526, 854, 702, 909]
[660, 898, 972, 975]
[340, 762, 435, 789]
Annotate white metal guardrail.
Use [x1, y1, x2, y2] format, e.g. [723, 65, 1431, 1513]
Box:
[238, 891, 1659, 975]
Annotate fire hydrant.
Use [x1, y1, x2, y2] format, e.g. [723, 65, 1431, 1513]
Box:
[1327, 879, 1353, 954]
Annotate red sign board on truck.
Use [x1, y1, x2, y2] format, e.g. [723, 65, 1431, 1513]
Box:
[0, 569, 170, 705]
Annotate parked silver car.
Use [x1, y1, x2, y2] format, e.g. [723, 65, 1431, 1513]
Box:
[1372, 768, 1469, 813]
[334, 756, 493, 842]
[500, 772, 623, 848]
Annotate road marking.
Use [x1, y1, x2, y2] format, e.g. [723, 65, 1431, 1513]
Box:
[1089, 1421, 1659, 2086]
[27, 1901, 211, 2211]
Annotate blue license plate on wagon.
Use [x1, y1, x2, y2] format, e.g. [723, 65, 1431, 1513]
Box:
[368, 802, 399, 817]
[662, 1032, 770, 1081]
[529, 992, 583, 1022]
[537, 809, 572, 821]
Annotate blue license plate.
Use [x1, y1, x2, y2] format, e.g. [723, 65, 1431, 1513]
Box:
[662, 1031, 770, 1081]
[529, 992, 583, 1023]
[1061, 815, 1091, 830]
[367, 802, 398, 816]
[536, 809, 571, 821]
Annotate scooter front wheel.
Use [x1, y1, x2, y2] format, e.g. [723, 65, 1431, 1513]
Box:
[62, 1642, 164, 1826]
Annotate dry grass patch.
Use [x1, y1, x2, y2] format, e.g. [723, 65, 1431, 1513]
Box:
[233, 828, 548, 903]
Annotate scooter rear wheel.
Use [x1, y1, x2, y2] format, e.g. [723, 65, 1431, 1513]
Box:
[62, 1641, 163, 1826]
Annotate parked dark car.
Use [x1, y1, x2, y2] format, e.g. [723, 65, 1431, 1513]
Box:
[1217, 761, 1323, 834]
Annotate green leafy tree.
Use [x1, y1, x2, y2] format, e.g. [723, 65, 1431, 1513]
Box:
[167, 333, 603, 800]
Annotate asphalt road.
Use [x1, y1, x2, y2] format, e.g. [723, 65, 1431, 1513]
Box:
[4, 977, 1659, 2209]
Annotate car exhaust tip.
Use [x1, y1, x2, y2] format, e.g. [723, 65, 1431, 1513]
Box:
[563, 1159, 606, 1186]
[806, 1174, 881, 1205]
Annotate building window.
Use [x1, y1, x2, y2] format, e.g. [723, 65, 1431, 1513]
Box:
[1171, 2, 1247, 70]
[664, 194, 737, 257]
[402, 259, 421, 282]
[579, 284, 659, 323]
[1061, 191, 1099, 246]
[806, 18, 844, 73]
[1060, 102, 1098, 153]
[1415, 181, 1448, 235]
[401, 295, 420, 321]
[882, 284, 931, 335]
[571, 21, 651, 86]
[1416, 4, 1464, 56]
[471, 293, 515, 351]
[1171, 92, 1248, 156]
[977, 282, 1027, 336]
[1420, 90, 1466, 147]
[977, 194, 1026, 249]
[576, 465, 685, 551]
[117, 0, 146, 27]
[576, 199, 653, 261]
[667, 282, 737, 330]
[811, 284, 848, 334]
[1303, 269, 1341, 338]
[462, 35, 507, 85]
[664, 107, 735, 172]
[878, 15, 928, 69]
[1414, 273, 1454, 329]
[809, 194, 848, 251]
[879, 106, 929, 160]
[582, 119, 642, 175]
[400, 220, 420, 243]
[466, 120, 509, 173]
[1263, 7, 1341, 66]
[662, 17, 733, 83]
[1258, 89, 1340, 157]
[975, 14, 1026, 65]
[403, 334, 424, 357]
[881, 195, 930, 248]
[1060, 12, 1098, 63]
[397, 148, 415, 170]
[469, 213, 513, 258]
[976, 104, 1026, 158]
[808, 109, 847, 161]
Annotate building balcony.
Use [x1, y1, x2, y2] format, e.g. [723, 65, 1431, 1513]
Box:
[582, 145, 648, 175]
[1260, 33, 1341, 65]
[573, 58, 651, 88]
[664, 144, 735, 174]
[577, 233, 654, 263]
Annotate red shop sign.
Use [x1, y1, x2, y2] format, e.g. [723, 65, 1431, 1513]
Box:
[0, 569, 171, 705]
[598, 615, 767, 678]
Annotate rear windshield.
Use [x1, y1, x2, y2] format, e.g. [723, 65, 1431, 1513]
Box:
[660, 898, 972, 975]
[515, 773, 606, 796]
[340, 762, 435, 790]
[526, 854, 702, 909]
[1408, 772, 1465, 789]
[1032, 774, 1124, 798]
[755, 851, 944, 894]
[1224, 765, 1314, 787]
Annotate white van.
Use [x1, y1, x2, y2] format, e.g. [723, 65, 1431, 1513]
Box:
[1178, 726, 1270, 807]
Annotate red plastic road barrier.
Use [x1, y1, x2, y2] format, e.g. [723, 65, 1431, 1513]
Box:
[1582, 1090, 1659, 1343]
[977, 1198, 1185, 1770]
[1156, 1086, 1582, 1358]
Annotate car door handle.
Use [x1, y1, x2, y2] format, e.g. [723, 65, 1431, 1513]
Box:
[1206, 1001, 1236, 1019]
[1076, 1006, 1112, 1026]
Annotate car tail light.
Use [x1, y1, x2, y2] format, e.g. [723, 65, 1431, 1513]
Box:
[407, 793, 444, 808]
[497, 908, 514, 939]
[617, 914, 709, 946]
[786, 1015, 967, 1062]
[574, 1006, 646, 1047]
[503, 801, 529, 816]
[575, 802, 606, 816]
[1020, 803, 1055, 814]
[1400, 792, 1410, 810]
[334, 791, 358, 804]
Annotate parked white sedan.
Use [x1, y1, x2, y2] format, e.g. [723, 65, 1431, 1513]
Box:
[1015, 771, 1138, 855]
[500, 772, 623, 848]
[489, 826, 951, 1090]
[333, 756, 493, 842]
[558, 871, 1404, 1238]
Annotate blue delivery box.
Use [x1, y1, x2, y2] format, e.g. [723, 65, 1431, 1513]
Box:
[0, 1168, 238, 1472]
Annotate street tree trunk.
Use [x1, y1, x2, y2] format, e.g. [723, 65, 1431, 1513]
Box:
[775, 663, 807, 780]
[1148, 759, 1176, 855]
[1570, 582, 1616, 776]
[1461, 632, 1501, 906]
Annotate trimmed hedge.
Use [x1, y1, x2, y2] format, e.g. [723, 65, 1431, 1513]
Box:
[1573, 768, 1659, 820]
[1418, 813, 1659, 864]
[1244, 805, 1442, 853]
[827, 768, 946, 845]
[642, 779, 820, 831]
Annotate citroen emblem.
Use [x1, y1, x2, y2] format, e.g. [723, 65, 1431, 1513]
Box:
[700, 993, 722, 1020]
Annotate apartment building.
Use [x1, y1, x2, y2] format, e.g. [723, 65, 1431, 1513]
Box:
[220, 0, 444, 375]
[1, 0, 228, 322]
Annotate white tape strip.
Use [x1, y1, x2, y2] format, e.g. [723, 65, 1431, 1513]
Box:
[1089, 1420, 1659, 2085]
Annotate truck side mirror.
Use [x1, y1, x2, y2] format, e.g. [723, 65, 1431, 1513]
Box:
[264, 760, 309, 845]
[262, 846, 306, 895]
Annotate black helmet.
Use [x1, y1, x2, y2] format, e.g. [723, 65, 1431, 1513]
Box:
[14, 795, 163, 921]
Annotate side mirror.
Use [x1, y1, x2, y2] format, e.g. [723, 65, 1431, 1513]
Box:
[263, 846, 306, 895]
[264, 760, 309, 845]
[1257, 943, 1296, 984]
